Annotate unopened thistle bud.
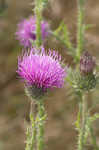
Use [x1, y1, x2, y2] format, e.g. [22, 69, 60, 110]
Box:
[80, 51, 95, 75]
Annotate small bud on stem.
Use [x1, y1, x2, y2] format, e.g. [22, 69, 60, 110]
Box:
[80, 51, 95, 75]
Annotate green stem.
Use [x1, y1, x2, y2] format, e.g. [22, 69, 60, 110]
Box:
[37, 100, 46, 150]
[76, 0, 85, 62]
[78, 101, 82, 129]
[25, 101, 37, 150]
[30, 101, 37, 150]
[78, 94, 87, 150]
[76, 93, 82, 130]
[35, 0, 42, 47]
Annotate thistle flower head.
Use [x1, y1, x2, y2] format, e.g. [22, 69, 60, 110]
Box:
[80, 51, 96, 75]
[17, 47, 66, 99]
[16, 16, 49, 48]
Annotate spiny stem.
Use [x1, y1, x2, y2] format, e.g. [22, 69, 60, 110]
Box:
[30, 101, 37, 150]
[35, 0, 42, 47]
[78, 94, 87, 150]
[76, 93, 82, 130]
[25, 101, 37, 150]
[76, 0, 85, 62]
[37, 100, 46, 150]
[77, 101, 82, 129]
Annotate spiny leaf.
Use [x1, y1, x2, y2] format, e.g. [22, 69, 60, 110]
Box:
[63, 25, 75, 55]
[53, 22, 75, 57]
[54, 21, 65, 35]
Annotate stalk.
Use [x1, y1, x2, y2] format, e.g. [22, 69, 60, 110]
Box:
[30, 101, 37, 150]
[76, 0, 85, 62]
[25, 101, 37, 150]
[37, 100, 46, 150]
[78, 93, 87, 150]
[35, 0, 42, 47]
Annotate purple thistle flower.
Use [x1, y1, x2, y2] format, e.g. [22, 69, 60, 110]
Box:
[80, 51, 96, 75]
[17, 47, 66, 98]
[16, 16, 49, 48]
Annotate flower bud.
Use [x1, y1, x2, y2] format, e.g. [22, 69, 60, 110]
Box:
[80, 51, 95, 75]
[25, 85, 46, 100]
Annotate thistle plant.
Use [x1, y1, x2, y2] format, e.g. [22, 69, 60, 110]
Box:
[65, 0, 99, 150]
[16, 0, 99, 149]
[17, 47, 66, 150]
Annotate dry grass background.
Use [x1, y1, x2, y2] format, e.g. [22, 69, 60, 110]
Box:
[0, 0, 99, 150]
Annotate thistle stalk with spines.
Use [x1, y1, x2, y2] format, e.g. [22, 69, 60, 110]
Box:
[35, 0, 47, 149]
[35, 0, 43, 47]
[77, 94, 87, 150]
[75, 0, 99, 149]
[37, 100, 46, 150]
[25, 101, 37, 150]
[76, 0, 85, 62]
[76, 0, 88, 149]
